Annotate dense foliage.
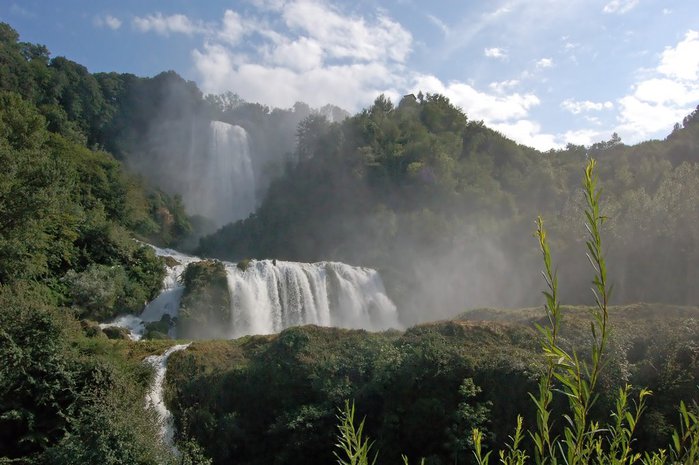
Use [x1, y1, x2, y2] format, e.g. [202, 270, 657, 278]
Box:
[0, 283, 177, 464]
[164, 304, 699, 465]
[0, 23, 199, 463]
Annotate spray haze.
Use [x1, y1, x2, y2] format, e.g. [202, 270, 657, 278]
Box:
[99, 70, 699, 329]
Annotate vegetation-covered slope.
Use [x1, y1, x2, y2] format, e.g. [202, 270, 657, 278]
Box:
[164, 304, 699, 465]
[0, 23, 201, 463]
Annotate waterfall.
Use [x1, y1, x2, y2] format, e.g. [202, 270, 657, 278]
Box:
[188, 121, 256, 227]
[140, 248, 200, 325]
[225, 259, 399, 338]
[172, 120, 256, 227]
[144, 343, 191, 455]
[104, 247, 400, 340]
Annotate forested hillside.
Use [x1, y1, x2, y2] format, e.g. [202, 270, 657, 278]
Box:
[198, 93, 699, 322]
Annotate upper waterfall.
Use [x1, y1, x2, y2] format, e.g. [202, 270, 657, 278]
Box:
[184, 121, 256, 227]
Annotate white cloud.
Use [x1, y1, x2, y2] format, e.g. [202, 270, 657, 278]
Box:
[410, 74, 539, 123]
[218, 10, 246, 44]
[536, 57, 553, 69]
[189, 1, 414, 111]
[491, 120, 559, 151]
[561, 128, 606, 146]
[249, 0, 287, 11]
[561, 99, 613, 114]
[602, 0, 639, 14]
[563, 41, 578, 50]
[193, 43, 400, 109]
[615, 30, 699, 141]
[633, 78, 699, 105]
[484, 47, 507, 59]
[616, 95, 690, 137]
[133, 13, 210, 36]
[266, 37, 325, 71]
[94, 14, 122, 30]
[281, 0, 412, 63]
[657, 30, 699, 81]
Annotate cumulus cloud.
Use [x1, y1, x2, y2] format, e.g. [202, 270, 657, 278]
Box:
[561, 99, 613, 114]
[281, 0, 412, 63]
[616, 30, 699, 141]
[133, 13, 210, 36]
[218, 10, 246, 44]
[657, 30, 699, 81]
[185, 0, 415, 111]
[135, 1, 562, 150]
[561, 128, 606, 146]
[484, 47, 507, 59]
[193, 44, 399, 109]
[94, 14, 122, 30]
[602, 0, 639, 14]
[616, 95, 690, 136]
[491, 120, 558, 151]
[411, 74, 539, 123]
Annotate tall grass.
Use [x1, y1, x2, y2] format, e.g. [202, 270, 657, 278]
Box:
[335, 159, 699, 465]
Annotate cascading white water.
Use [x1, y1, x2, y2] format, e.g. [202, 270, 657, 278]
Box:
[225, 259, 400, 338]
[101, 247, 199, 340]
[140, 248, 200, 325]
[144, 343, 191, 455]
[185, 121, 256, 226]
[103, 247, 400, 340]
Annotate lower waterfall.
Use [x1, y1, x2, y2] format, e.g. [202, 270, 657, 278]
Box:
[225, 259, 399, 338]
[103, 246, 400, 340]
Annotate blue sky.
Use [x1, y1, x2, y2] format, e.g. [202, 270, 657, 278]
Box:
[2, 0, 698, 150]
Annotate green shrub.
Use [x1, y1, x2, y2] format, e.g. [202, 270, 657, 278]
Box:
[63, 264, 128, 320]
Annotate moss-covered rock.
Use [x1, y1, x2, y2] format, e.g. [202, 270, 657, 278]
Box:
[102, 325, 131, 340]
[163, 255, 181, 268]
[143, 314, 174, 340]
[236, 258, 251, 272]
[177, 260, 231, 339]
